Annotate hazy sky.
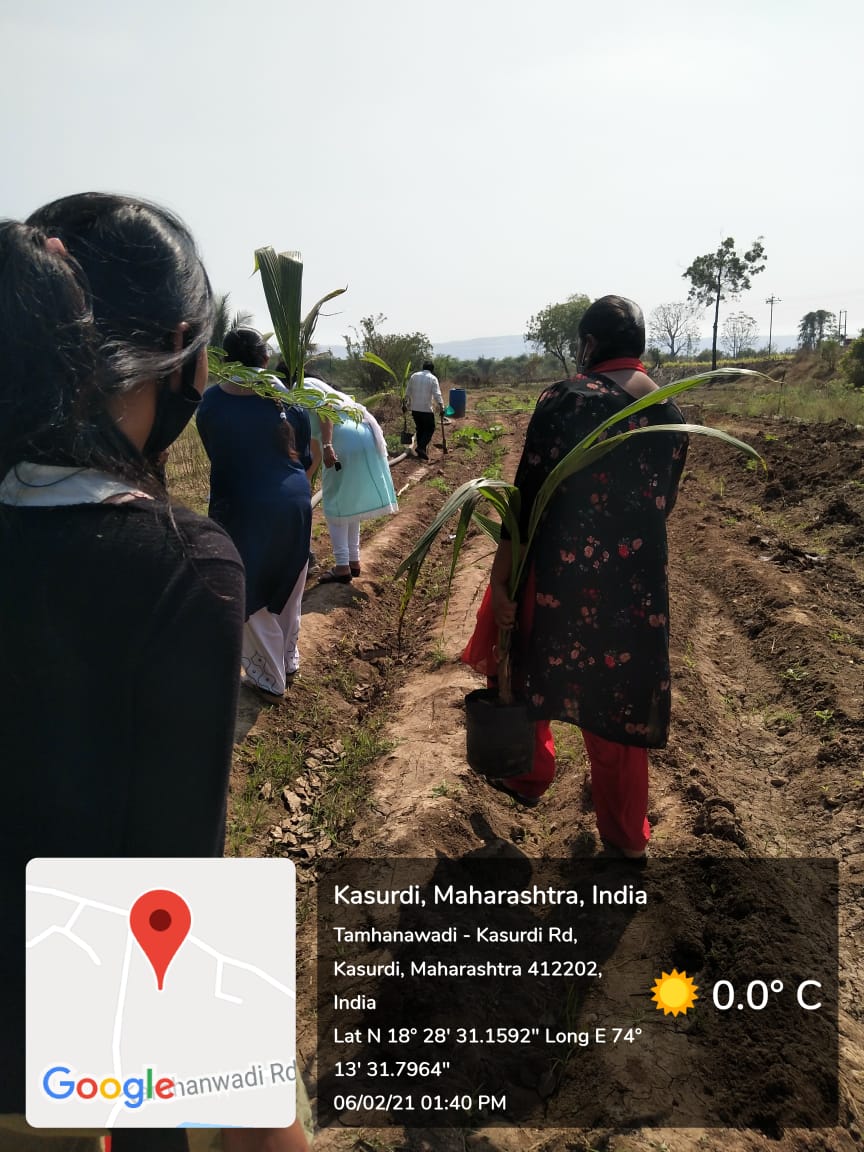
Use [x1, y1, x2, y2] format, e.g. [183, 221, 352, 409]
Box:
[3, 0, 861, 349]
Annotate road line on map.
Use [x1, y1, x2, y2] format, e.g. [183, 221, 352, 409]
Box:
[27, 886, 127, 916]
[215, 957, 244, 1004]
[188, 935, 295, 998]
[26, 924, 101, 965]
[105, 931, 134, 1128]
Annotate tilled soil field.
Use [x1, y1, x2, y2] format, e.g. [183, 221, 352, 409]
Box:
[226, 397, 864, 1152]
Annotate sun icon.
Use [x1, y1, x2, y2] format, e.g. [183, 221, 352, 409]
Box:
[651, 968, 699, 1016]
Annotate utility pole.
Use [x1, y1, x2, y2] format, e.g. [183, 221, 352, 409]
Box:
[838, 310, 848, 341]
[765, 294, 781, 356]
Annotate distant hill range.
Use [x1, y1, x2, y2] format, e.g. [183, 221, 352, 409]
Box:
[324, 333, 799, 361]
[433, 334, 530, 359]
[430, 334, 797, 359]
[320, 334, 530, 360]
[430, 333, 800, 359]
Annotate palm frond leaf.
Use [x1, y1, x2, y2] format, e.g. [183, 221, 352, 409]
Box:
[254, 247, 303, 382]
[300, 286, 347, 377]
[399, 367, 769, 614]
[361, 351, 398, 384]
[206, 349, 363, 425]
[252, 247, 361, 422]
[472, 511, 502, 544]
[525, 370, 768, 551]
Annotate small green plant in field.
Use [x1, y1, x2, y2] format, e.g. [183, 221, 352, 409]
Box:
[481, 439, 507, 482]
[428, 476, 450, 495]
[744, 458, 759, 471]
[828, 629, 852, 643]
[475, 393, 535, 415]
[429, 639, 449, 668]
[814, 708, 835, 726]
[452, 424, 504, 445]
[764, 707, 799, 727]
[722, 515, 739, 527]
[762, 432, 779, 442]
[322, 665, 358, 699]
[782, 663, 808, 682]
[431, 781, 451, 797]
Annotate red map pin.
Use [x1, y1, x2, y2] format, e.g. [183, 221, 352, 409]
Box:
[129, 890, 191, 991]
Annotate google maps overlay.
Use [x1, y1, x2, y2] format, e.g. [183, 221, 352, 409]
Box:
[26, 858, 296, 1129]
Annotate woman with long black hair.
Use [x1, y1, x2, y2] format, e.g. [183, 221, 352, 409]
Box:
[0, 195, 308, 1151]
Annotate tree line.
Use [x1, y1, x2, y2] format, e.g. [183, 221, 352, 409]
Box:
[214, 234, 860, 392]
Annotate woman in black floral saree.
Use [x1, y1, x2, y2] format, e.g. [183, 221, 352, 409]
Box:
[464, 296, 688, 857]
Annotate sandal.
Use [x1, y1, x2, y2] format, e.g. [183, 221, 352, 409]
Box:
[349, 563, 361, 577]
[318, 569, 352, 585]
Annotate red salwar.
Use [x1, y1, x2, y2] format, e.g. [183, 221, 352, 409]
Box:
[461, 578, 650, 854]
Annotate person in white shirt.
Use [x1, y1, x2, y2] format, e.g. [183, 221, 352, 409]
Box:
[404, 361, 444, 461]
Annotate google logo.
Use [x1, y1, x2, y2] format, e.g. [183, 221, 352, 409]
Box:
[42, 1066, 174, 1110]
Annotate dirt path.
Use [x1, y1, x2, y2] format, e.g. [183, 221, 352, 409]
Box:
[227, 401, 864, 1151]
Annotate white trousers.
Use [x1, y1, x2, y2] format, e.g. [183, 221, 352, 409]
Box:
[242, 562, 308, 694]
[327, 517, 361, 567]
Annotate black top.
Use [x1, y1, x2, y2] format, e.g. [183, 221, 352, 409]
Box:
[0, 500, 244, 1114]
[512, 375, 688, 747]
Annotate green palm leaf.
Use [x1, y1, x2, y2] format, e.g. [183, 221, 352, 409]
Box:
[362, 351, 413, 401]
[253, 247, 301, 381]
[251, 247, 358, 422]
[523, 371, 765, 570]
[300, 286, 347, 375]
[397, 367, 770, 698]
[362, 351, 399, 385]
[472, 511, 503, 544]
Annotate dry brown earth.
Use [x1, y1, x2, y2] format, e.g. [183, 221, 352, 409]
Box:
[225, 397, 864, 1152]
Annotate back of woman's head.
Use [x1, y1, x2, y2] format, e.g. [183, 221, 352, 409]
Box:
[578, 295, 645, 367]
[224, 327, 269, 369]
[0, 192, 213, 484]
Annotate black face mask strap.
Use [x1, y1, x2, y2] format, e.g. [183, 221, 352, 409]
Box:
[179, 336, 200, 396]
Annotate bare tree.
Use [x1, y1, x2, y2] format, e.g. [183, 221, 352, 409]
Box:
[648, 302, 701, 359]
[720, 312, 759, 358]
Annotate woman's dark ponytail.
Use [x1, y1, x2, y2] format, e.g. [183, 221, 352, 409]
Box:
[0, 221, 101, 479]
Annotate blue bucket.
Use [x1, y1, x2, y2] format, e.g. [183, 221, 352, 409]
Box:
[449, 388, 467, 418]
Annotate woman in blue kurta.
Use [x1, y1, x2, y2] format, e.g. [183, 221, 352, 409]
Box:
[197, 328, 312, 698]
[304, 377, 398, 583]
